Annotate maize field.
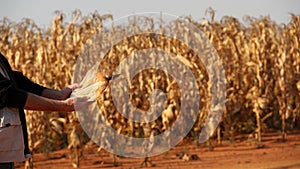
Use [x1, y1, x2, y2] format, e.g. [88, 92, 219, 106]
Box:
[1, 9, 300, 168]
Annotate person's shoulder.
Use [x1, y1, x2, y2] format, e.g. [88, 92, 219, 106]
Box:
[0, 53, 8, 63]
[0, 52, 6, 59]
[0, 53, 12, 70]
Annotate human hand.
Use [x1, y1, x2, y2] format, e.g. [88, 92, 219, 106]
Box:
[25, 92, 93, 112]
[60, 83, 82, 100]
[63, 96, 94, 112]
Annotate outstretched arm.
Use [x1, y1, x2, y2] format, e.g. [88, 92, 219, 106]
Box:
[13, 71, 81, 100]
[24, 92, 76, 112]
[1, 74, 89, 112]
[41, 84, 82, 100]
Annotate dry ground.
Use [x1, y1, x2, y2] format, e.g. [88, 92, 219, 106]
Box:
[15, 131, 300, 169]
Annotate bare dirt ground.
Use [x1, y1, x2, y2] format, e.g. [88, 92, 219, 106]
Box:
[15, 131, 300, 169]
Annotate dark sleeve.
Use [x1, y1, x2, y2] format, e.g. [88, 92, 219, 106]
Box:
[12, 71, 46, 96]
[0, 73, 28, 108]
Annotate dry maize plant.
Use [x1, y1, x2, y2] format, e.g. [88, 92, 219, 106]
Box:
[0, 10, 113, 167]
[0, 9, 300, 167]
[90, 15, 213, 166]
[198, 11, 300, 147]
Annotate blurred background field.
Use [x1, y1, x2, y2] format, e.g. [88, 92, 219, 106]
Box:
[1, 10, 300, 168]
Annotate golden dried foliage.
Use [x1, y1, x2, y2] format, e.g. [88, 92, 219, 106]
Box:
[0, 10, 299, 157]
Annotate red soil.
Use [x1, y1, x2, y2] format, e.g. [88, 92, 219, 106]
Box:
[15, 131, 300, 169]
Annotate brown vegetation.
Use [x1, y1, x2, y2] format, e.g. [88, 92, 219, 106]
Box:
[1, 9, 300, 167]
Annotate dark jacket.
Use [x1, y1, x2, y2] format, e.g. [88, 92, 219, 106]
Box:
[0, 53, 45, 108]
[0, 52, 46, 158]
